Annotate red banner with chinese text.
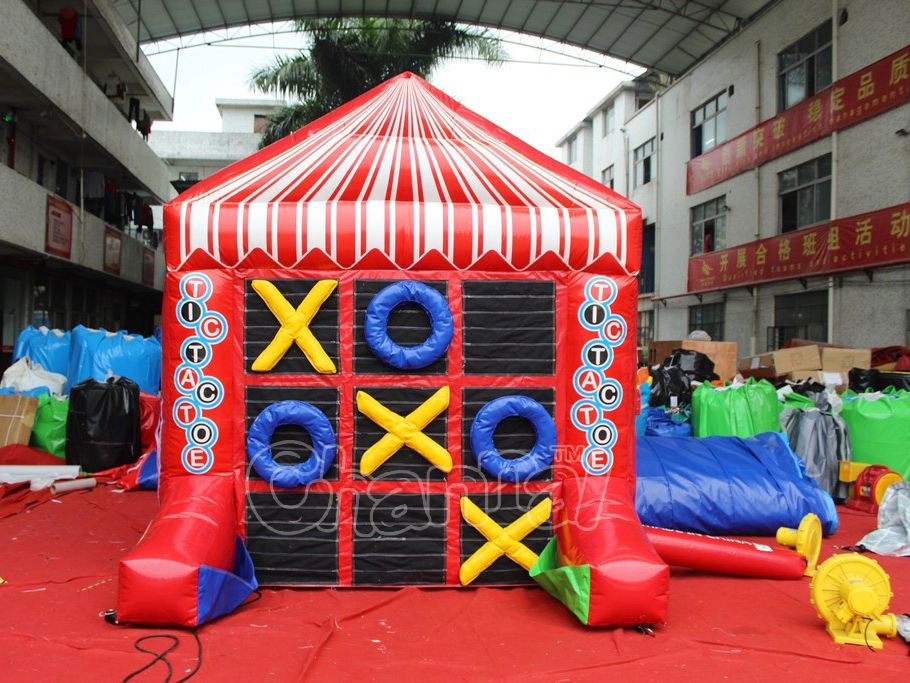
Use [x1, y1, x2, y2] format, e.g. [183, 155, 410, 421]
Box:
[687, 44, 910, 195]
[687, 203, 910, 293]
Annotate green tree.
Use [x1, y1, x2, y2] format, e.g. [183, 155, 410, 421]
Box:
[251, 18, 505, 146]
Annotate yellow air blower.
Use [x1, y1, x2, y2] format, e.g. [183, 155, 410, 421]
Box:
[776, 513, 823, 577]
[810, 553, 898, 649]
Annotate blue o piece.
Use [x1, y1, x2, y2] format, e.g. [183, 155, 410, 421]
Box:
[470, 396, 557, 482]
[364, 281, 454, 370]
[246, 400, 336, 488]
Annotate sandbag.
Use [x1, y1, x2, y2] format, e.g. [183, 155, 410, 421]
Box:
[66, 377, 141, 473]
[692, 379, 780, 438]
[0, 386, 49, 397]
[30, 394, 68, 458]
[12, 326, 70, 377]
[0, 358, 67, 397]
[68, 326, 162, 394]
[644, 407, 692, 437]
[840, 390, 910, 479]
[849, 368, 910, 393]
[636, 432, 838, 536]
[779, 391, 851, 495]
[857, 482, 910, 557]
[648, 366, 691, 408]
[663, 348, 718, 382]
[635, 382, 650, 436]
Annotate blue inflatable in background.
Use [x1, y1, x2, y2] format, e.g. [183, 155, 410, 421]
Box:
[68, 326, 162, 394]
[0, 386, 50, 397]
[635, 382, 650, 436]
[13, 327, 71, 376]
[644, 407, 692, 437]
[636, 432, 838, 536]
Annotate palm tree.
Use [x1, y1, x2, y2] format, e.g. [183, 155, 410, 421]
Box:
[250, 18, 506, 146]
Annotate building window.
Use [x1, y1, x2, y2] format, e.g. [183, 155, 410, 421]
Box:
[178, 171, 199, 182]
[602, 105, 615, 136]
[906, 309, 910, 347]
[778, 21, 832, 111]
[567, 135, 578, 164]
[253, 114, 269, 134]
[638, 309, 654, 346]
[779, 154, 831, 233]
[689, 302, 724, 341]
[690, 197, 727, 255]
[691, 91, 728, 157]
[771, 291, 828, 348]
[601, 165, 614, 189]
[634, 138, 655, 187]
[639, 223, 655, 294]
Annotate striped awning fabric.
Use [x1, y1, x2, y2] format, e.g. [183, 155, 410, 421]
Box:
[165, 72, 641, 274]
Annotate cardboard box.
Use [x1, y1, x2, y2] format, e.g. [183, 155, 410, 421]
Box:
[649, 340, 738, 381]
[738, 345, 822, 375]
[738, 367, 779, 382]
[0, 395, 38, 447]
[820, 347, 871, 372]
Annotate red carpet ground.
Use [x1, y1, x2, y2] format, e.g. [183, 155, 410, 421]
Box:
[1, 487, 907, 682]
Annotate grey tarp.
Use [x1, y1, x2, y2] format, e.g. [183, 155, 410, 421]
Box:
[858, 482, 910, 557]
[780, 391, 851, 496]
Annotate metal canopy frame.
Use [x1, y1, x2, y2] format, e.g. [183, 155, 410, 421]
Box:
[112, 0, 775, 76]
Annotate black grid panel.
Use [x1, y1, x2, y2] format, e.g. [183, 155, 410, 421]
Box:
[245, 492, 339, 585]
[245, 386, 340, 481]
[354, 386, 447, 481]
[462, 280, 555, 375]
[244, 279, 339, 374]
[461, 387, 556, 482]
[354, 280, 449, 374]
[460, 492, 552, 585]
[352, 493, 447, 585]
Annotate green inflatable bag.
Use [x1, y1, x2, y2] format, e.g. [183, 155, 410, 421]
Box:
[692, 378, 781, 438]
[840, 390, 910, 479]
[30, 394, 68, 458]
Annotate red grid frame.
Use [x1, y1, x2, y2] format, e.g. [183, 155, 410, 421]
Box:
[234, 267, 569, 586]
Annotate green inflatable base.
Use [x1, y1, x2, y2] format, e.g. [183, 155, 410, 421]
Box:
[529, 537, 591, 625]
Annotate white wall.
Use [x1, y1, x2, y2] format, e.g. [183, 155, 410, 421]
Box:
[0, 0, 174, 202]
[0, 162, 165, 291]
[560, 0, 910, 349]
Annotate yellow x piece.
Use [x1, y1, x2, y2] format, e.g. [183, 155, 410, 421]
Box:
[251, 279, 337, 374]
[356, 387, 452, 476]
[459, 496, 552, 586]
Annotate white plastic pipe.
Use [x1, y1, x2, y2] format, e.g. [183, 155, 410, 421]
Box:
[51, 477, 97, 494]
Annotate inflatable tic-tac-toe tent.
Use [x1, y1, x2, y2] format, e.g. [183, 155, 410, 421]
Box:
[118, 72, 668, 627]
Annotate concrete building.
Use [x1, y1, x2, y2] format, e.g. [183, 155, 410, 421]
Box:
[150, 98, 284, 193]
[557, 0, 910, 356]
[0, 0, 175, 366]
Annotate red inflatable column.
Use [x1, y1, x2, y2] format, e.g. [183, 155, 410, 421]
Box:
[117, 270, 249, 626]
[645, 527, 806, 579]
[531, 476, 669, 626]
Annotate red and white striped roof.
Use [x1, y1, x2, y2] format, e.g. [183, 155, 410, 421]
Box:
[165, 72, 641, 274]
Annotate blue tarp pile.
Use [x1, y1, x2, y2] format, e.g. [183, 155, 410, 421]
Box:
[11, 325, 162, 395]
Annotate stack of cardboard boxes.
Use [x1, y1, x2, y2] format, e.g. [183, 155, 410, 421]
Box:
[738, 345, 871, 389]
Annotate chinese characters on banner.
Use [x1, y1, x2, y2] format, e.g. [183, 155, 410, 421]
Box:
[688, 203, 910, 293]
[45, 195, 73, 259]
[687, 45, 910, 194]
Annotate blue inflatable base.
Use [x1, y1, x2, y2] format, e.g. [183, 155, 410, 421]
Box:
[636, 432, 838, 536]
